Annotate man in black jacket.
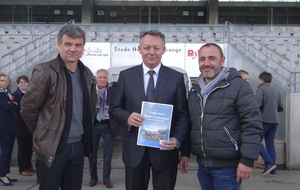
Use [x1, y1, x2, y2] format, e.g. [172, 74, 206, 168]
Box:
[179, 43, 262, 190]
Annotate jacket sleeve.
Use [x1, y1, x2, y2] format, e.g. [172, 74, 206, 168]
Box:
[109, 72, 132, 129]
[20, 64, 49, 134]
[0, 95, 19, 112]
[237, 82, 263, 167]
[171, 73, 190, 144]
[255, 87, 264, 112]
[278, 92, 284, 112]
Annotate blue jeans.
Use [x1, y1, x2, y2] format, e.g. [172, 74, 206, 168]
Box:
[89, 121, 114, 182]
[197, 165, 241, 190]
[260, 123, 277, 174]
[38, 141, 84, 190]
[0, 135, 15, 177]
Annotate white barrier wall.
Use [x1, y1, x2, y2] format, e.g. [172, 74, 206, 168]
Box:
[285, 93, 300, 169]
[80, 42, 228, 77]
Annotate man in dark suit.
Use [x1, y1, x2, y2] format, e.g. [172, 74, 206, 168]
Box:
[110, 30, 190, 190]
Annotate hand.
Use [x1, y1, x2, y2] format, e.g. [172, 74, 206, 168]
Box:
[160, 137, 178, 150]
[127, 112, 144, 127]
[236, 163, 253, 182]
[179, 156, 189, 174]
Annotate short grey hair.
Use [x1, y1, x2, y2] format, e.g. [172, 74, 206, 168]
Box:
[139, 30, 165, 46]
[57, 24, 86, 45]
[96, 69, 108, 75]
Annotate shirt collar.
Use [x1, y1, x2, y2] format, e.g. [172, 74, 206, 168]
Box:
[20, 89, 26, 94]
[142, 63, 161, 75]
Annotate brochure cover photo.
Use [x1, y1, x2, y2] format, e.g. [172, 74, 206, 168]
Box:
[137, 101, 173, 148]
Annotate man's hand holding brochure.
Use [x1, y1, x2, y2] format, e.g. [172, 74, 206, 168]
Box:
[131, 101, 178, 150]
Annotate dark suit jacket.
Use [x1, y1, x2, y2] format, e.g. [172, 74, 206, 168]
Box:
[110, 64, 190, 170]
[0, 92, 18, 137]
[105, 86, 120, 136]
[12, 88, 31, 136]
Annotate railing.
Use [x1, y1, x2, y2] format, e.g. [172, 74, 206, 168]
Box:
[1, 21, 300, 92]
[0, 20, 75, 78]
[290, 71, 300, 93]
[0, 33, 57, 78]
[225, 21, 300, 93]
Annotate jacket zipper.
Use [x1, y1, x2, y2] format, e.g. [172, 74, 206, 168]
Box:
[192, 82, 230, 166]
[223, 126, 239, 151]
[192, 88, 207, 162]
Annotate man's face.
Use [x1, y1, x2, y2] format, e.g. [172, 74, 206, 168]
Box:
[198, 45, 225, 83]
[138, 34, 166, 69]
[96, 71, 108, 88]
[57, 34, 84, 65]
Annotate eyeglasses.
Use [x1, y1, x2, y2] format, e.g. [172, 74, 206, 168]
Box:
[19, 81, 28, 84]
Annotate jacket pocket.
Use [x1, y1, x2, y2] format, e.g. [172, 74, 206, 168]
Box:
[223, 126, 239, 151]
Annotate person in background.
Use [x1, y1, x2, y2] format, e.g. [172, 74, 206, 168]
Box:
[179, 43, 262, 190]
[20, 24, 97, 190]
[12, 75, 36, 177]
[255, 71, 284, 176]
[88, 69, 117, 188]
[110, 30, 190, 190]
[0, 73, 19, 186]
[239, 69, 250, 82]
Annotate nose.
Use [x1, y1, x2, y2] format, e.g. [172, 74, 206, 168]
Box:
[69, 45, 77, 51]
[149, 47, 155, 54]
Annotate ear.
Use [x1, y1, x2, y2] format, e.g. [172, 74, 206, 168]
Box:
[162, 46, 166, 55]
[221, 56, 225, 65]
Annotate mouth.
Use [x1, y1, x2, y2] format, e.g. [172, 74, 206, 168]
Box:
[201, 66, 213, 71]
[68, 53, 79, 57]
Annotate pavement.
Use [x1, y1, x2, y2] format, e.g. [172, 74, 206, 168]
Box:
[2, 138, 300, 190]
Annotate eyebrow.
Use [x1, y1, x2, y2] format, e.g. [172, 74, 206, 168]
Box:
[199, 56, 216, 59]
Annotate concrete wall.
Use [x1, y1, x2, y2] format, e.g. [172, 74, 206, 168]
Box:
[285, 93, 300, 169]
[255, 139, 285, 168]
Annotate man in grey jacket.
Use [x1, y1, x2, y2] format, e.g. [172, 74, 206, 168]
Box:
[179, 43, 262, 190]
[255, 71, 283, 176]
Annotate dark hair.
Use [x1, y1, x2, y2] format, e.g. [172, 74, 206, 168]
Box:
[199, 43, 224, 57]
[139, 30, 165, 46]
[57, 24, 86, 45]
[259, 71, 272, 83]
[16, 75, 29, 84]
